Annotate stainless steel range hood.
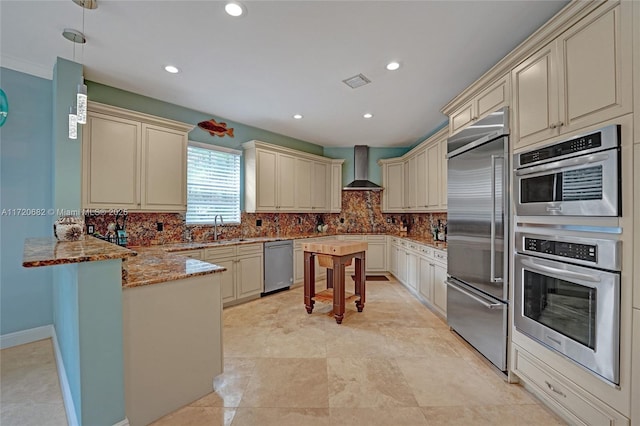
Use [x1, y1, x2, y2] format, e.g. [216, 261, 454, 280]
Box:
[343, 145, 383, 191]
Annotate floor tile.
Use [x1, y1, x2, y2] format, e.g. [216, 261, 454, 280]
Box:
[149, 406, 235, 426]
[232, 407, 330, 426]
[222, 327, 268, 358]
[190, 358, 256, 407]
[327, 357, 418, 408]
[330, 407, 428, 426]
[239, 358, 329, 408]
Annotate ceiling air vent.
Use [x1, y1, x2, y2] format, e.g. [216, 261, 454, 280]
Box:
[342, 73, 371, 89]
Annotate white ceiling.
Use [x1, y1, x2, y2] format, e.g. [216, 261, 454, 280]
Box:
[0, 0, 568, 148]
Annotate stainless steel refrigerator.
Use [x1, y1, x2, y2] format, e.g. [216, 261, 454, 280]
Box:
[446, 107, 509, 371]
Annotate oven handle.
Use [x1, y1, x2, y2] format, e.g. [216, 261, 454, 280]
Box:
[446, 280, 505, 309]
[490, 154, 503, 283]
[520, 258, 601, 283]
[514, 152, 609, 176]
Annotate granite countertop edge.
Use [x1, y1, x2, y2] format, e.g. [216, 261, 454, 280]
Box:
[23, 236, 136, 268]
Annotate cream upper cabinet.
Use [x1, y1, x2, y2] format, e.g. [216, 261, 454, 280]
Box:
[295, 158, 312, 210]
[311, 161, 328, 210]
[426, 142, 440, 208]
[379, 160, 404, 212]
[439, 138, 448, 208]
[243, 140, 343, 213]
[449, 76, 509, 137]
[82, 102, 192, 211]
[140, 124, 187, 211]
[329, 161, 343, 213]
[379, 127, 448, 213]
[513, 2, 632, 149]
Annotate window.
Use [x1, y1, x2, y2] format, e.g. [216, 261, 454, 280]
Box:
[186, 141, 241, 224]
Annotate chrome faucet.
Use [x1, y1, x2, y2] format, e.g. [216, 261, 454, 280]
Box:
[213, 215, 224, 240]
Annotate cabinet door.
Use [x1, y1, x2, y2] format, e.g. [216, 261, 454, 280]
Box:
[277, 154, 296, 210]
[418, 256, 432, 302]
[216, 258, 236, 305]
[256, 149, 277, 210]
[415, 149, 428, 209]
[294, 248, 304, 283]
[366, 242, 387, 272]
[559, 3, 632, 134]
[439, 138, 448, 208]
[432, 263, 447, 315]
[295, 158, 312, 210]
[632, 309, 640, 424]
[141, 125, 187, 211]
[512, 44, 560, 149]
[237, 253, 263, 298]
[83, 113, 141, 209]
[330, 163, 342, 212]
[384, 162, 405, 211]
[449, 101, 474, 136]
[397, 245, 408, 284]
[389, 244, 398, 276]
[476, 77, 508, 120]
[406, 250, 418, 290]
[426, 142, 440, 208]
[311, 161, 328, 210]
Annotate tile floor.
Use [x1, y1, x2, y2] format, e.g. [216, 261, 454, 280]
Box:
[0, 276, 566, 426]
[153, 276, 566, 426]
[0, 338, 68, 426]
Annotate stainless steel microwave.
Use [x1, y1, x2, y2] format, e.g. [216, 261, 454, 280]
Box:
[514, 125, 620, 217]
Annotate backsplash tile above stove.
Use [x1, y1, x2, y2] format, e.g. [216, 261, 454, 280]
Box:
[85, 191, 447, 246]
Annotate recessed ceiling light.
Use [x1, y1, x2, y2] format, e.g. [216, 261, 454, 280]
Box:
[225, 1, 245, 17]
[164, 65, 180, 74]
[363, 113, 373, 119]
[293, 114, 303, 120]
[386, 61, 400, 71]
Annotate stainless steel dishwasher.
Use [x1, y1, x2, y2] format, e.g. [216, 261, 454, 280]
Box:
[263, 240, 293, 295]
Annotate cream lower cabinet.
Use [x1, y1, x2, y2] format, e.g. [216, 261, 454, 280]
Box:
[204, 243, 263, 307]
[293, 237, 329, 285]
[512, 2, 632, 150]
[632, 309, 640, 424]
[82, 102, 192, 211]
[342, 235, 387, 275]
[243, 140, 343, 213]
[512, 344, 628, 425]
[416, 245, 447, 317]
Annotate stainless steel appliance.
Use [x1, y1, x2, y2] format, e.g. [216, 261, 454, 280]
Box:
[446, 107, 509, 372]
[513, 227, 621, 384]
[263, 240, 293, 295]
[514, 125, 620, 217]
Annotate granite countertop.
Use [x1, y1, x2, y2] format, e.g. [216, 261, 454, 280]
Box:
[23, 236, 136, 268]
[122, 246, 225, 289]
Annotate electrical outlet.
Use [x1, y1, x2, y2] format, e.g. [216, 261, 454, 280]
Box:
[157, 222, 163, 232]
[297, 217, 302, 224]
[87, 224, 95, 234]
[386, 218, 391, 223]
[340, 218, 345, 223]
[256, 219, 262, 227]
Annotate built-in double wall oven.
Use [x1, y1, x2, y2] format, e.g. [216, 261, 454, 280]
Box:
[513, 125, 622, 385]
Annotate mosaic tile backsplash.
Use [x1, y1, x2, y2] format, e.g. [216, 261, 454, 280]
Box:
[85, 191, 447, 247]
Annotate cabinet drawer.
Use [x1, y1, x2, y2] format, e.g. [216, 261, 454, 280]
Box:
[204, 246, 235, 260]
[418, 246, 432, 257]
[513, 347, 624, 426]
[366, 235, 387, 243]
[237, 243, 263, 256]
[433, 250, 447, 264]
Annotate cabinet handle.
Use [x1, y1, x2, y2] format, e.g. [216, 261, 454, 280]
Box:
[544, 381, 566, 398]
[556, 121, 564, 128]
[472, 116, 478, 121]
[549, 123, 557, 129]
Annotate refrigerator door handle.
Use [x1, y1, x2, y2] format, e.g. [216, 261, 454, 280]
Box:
[490, 154, 503, 283]
[446, 280, 505, 309]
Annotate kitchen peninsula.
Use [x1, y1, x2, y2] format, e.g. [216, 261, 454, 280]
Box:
[22, 236, 226, 426]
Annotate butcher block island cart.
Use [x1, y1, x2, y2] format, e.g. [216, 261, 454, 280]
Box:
[302, 239, 367, 324]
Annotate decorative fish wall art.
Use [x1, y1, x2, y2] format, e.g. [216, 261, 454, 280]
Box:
[197, 118, 234, 138]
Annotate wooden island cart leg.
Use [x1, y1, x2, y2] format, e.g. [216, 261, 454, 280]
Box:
[332, 256, 346, 324]
[304, 251, 316, 314]
[354, 253, 366, 312]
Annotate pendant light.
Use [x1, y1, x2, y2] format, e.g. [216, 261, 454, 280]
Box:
[77, 78, 87, 124]
[69, 106, 78, 140]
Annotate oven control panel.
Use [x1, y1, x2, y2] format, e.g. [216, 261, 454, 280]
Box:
[524, 238, 597, 263]
[519, 132, 602, 165]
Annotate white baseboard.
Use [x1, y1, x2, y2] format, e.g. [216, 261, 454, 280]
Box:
[0, 324, 53, 349]
[50, 327, 79, 426]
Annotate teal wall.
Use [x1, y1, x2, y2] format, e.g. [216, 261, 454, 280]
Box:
[52, 58, 126, 425]
[324, 146, 410, 186]
[0, 67, 54, 335]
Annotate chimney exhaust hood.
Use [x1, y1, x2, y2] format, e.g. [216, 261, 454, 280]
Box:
[343, 145, 383, 191]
